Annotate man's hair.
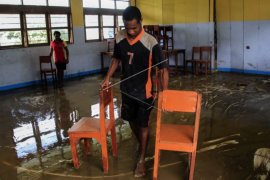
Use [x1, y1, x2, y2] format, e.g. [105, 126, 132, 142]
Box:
[54, 31, 61, 36]
[123, 6, 142, 23]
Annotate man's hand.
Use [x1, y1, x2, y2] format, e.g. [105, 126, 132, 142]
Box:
[101, 77, 110, 89]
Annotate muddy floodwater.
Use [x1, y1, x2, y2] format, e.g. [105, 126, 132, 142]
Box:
[1, 72, 270, 180]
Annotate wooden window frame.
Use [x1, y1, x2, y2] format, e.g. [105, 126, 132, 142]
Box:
[0, 4, 73, 50]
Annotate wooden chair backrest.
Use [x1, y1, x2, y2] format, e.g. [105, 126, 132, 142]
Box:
[192, 47, 201, 60]
[39, 56, 53, 71]
[200, 46, 212, 61]
[157, 90, 202, 144]
[99, 86, 114, 128]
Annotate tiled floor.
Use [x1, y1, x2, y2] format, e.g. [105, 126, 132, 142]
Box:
[1, 72, 270, 180]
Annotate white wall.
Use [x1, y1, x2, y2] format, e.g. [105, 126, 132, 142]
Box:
[0, 23, 215, 90]
[0, 27, 110, 90]
[173, 22, 214, 67]
[217, 20, 270, 74]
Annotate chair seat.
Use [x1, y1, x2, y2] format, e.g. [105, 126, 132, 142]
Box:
[69, 117, 111, 134]
[41, 68, 56, 73]
[159, 124, 194, 151]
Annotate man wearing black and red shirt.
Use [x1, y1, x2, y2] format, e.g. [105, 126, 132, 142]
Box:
[102, 6, 168, 177]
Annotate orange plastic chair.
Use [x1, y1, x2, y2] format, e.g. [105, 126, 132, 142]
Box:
[68, 86, 117, 172]
[153, 90, 202, 180]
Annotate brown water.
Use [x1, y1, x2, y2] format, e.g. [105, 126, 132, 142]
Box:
[1, 72, 270, 180]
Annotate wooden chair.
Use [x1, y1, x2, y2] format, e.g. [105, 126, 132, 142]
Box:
[195, 46, 212, 75]
[164, 25, 174, 50]
[185, 47, 201, 75]
[153, 90, 202, 180]
[161, 28, 185, 75]
[100, 38, 115, 73]
[39, 56, 57, 86]
[68, 86, 117, 172]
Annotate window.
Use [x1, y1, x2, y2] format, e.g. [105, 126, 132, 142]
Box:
[83, 0, 130, 41]
[85, 15, 99, 40]
[116, 0, 129, 9]
[23, 0, 46, 6]
[83, 0, 99, 8]
[0, 14, 22, 46]
[0, 0, 70, 7]
[117, 15, 124, 29]
[101, 0, 114, 9]
[0, 0, 21, 5]
[0, 1, 72, 49]
[26, 14, 48, 44]
[102, 15, 114, 39]
[50, 14, 69, 41]
[48, 0, 69, 7]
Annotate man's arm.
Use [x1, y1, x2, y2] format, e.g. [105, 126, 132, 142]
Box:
[101, 58, 120, 87]
[64, 46, 69, 63]
[159, 68, 169, 91]
[49, 48, 53, 57]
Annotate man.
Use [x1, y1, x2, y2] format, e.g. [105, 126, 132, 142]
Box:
[49, 31, 69, 88]
[101, 6, 168, 177]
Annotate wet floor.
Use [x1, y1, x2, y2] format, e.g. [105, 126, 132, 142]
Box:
[1, 72, 270, 180]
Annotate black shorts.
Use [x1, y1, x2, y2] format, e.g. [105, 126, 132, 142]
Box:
[55, 62, 66, 70]
[121, 94, 154, 128]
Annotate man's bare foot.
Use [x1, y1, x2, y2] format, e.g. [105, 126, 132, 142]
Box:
[134, 161, 146, 178]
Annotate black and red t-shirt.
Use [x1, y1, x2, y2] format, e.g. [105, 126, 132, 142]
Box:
[113, 29, 166, 100]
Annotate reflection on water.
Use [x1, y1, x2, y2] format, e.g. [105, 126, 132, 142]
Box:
[91, 98, 119, 119]
[9, 89, 80, 161]
[1, 74, 270, 179]
[5, 86, 123, 177]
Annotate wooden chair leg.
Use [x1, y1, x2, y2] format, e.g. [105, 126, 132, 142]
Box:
[69, 137, 80, 169]
[110, 127, 117, 157]
[101, 142, 109, 173]
[44, 73, 48, 86]
[40, 72, 43, 85]
[189, 151, 197, 180]
[153, 148, 160, 180]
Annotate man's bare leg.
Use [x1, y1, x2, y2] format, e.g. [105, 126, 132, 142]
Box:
[134, 127, 149, 178]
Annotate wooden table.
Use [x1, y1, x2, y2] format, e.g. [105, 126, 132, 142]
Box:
[100, 51, 113, 74]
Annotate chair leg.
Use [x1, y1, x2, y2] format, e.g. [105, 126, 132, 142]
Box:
[40, 72, 43, 85]
[44, 74, 48, 86]
[101, 142, 109, 173]
[111, 127, 117, 157]
[189, 151, 197, 180]
[153, 148, 160, 180]
[69, 137, 80, 169]
[205, 62, 208, 75]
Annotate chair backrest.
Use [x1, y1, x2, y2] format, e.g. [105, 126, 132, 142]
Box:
[200, 46, 212, 61]
[192, 47, 201, 60]
[39, 56, 53, 71]
[157, 35, 168, 51]
[164, 25, 174, 50]
[143, 25, 154, 36]
[107, 38, 115, 52]
[157, 90, 202, 144]
[99, 86, 114, 129]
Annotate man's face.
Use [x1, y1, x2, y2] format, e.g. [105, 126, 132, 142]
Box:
[54, 33, 61, 40]
[124, 19, 142, 39]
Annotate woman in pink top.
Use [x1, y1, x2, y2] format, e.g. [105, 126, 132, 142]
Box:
[50, 31, 69, 88]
